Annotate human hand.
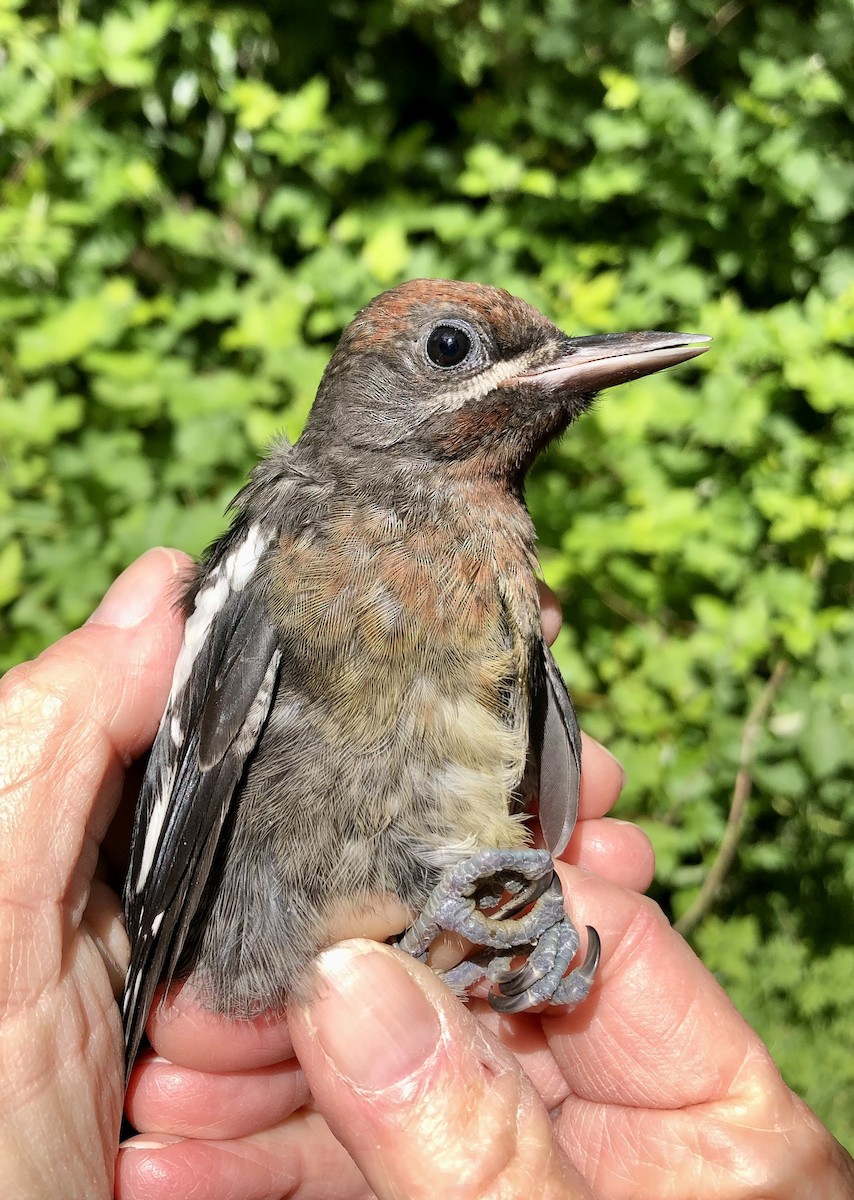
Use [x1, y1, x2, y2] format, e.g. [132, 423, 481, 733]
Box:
[3, 553, 849, 1200]
[0, 552, 622, 1199]
[116, 584, 854, 1199]
[118, 865, 854, 1200]
[0, 549, 191, 1200]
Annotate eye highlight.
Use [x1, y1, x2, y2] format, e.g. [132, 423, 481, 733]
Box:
[426, 323, 474, 368]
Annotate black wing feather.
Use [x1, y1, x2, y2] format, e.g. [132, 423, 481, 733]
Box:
[531, 638, 583, 857]
[122, 582, 280, 1080]
[198, 600, 281, 769]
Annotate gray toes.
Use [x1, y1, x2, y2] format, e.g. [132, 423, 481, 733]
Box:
[490, 867, 557, 921]
[398, 850, 599, 1016]
[495, 956, 550, 998]
[552, 926, 601, 1006]
[488, 924, 600, 1014]
[494, 924, 562, 996]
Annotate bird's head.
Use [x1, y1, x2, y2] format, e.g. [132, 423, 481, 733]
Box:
[300, 279, 710, 483]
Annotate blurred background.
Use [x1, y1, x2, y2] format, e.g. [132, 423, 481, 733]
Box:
[1, 0, 852, 1147]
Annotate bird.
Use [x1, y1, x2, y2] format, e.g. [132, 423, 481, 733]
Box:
[122, 278, 710, 1078]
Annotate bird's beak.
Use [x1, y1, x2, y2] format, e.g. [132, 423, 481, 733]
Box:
[508, 331, 711, 395]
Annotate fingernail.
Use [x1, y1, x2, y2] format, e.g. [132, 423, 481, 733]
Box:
[309, 944, 440, 1091]
[88, 548, 179, 629]
[119, 1135, 184, 1151]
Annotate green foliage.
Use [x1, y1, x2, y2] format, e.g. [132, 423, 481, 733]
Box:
[697, 915, 854, 1129]
[2, 0, 852, 1147]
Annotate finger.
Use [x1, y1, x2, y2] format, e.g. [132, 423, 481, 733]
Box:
[540, 865, 811, 1195]
[544, 864, 768, 1109]
[0, 550, 190, 1007]
[471, 1000, 570, 1110]
[537, 579, 562, 645]
[146, 982, 294, 1071]
[116, 1108, 367, 1200]
[0, 548, 190, 904]
[126, 1051, 309, 1140]
[575, 733, 626, 823]
[81, 875, 129, 997]
[289, 939, 594, 1200]
[562, 818, 655, 891]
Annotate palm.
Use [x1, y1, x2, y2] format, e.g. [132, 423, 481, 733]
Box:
[0, 882, 123, 1196]
[0, 660, 146, 1199]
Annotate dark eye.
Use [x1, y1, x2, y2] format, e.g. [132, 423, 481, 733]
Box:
[426, 324, 472, 368]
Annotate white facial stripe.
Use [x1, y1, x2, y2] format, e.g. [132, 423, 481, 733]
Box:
[437, 349, 538, 411]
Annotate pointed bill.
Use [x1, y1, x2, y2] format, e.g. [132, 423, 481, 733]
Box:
[510, 331, 711, 394]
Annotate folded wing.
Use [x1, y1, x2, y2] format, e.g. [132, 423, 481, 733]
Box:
[122, 526, 280, 1079]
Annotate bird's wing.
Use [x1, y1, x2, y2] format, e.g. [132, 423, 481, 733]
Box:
[122, 525, 280, 1078]
[529, 638, 583, 857]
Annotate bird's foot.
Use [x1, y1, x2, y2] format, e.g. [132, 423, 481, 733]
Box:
[397, 848, 599, 1014]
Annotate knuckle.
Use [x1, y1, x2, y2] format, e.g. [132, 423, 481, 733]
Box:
[452, 1053, 553, 1198]
[0, 648, 97, 798]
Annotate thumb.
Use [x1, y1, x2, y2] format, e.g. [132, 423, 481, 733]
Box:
[289, 940, 594, 1200]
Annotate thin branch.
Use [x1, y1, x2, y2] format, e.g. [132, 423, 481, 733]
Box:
[5, 81, 115, 186]
[669, 1, 745, 73]
[599, 588, 656, 629]
[675, 657, 789, 937]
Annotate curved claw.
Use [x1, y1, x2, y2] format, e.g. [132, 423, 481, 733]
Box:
[582, 925, 601, 977]
[488, 924, 601, 1014]
[490, 868, 557, 922]
[553, 925, 601, 1006]
[488, 985, 542, 1015]
[495, 956, 549, 997]
[494, 920, 562, 997]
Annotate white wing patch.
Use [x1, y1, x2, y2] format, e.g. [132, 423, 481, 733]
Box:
[171, 571, 228, 697]
[134, 524, 269, 895]
[227, 522, 268, 589]
[171, 523, 269, 698]
[135, 762, 176, 892]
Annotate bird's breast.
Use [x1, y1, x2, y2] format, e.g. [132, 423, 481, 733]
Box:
[265, 492, 540, 847]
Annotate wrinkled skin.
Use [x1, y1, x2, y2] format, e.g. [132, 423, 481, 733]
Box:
[0, 549, 851, 1200]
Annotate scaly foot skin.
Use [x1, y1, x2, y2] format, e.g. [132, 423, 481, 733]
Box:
[490, 924, 601, 1014]
[397, 848, 600, 1014]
